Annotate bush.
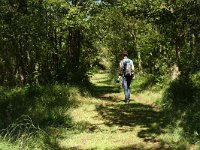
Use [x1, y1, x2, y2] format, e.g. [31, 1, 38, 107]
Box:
[0, 84, 85, 149]
[0, 115, 45, 149]
[162, 77, 195, 110]
[161, 71, 200, 143]
[181, 71, 200, 141]
[0, 84, 78, 129]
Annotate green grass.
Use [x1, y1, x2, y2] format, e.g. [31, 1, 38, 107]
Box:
[60, 72, 199, 150]
[55, 72, 170, 150]
[0, 84, 74, 128]
[0, 71, 198, 149]
[0, 84, 82, 149]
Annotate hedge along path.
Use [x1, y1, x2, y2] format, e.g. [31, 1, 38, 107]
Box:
[59, 72, 170, 150]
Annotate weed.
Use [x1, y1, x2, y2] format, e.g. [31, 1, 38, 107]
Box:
[0, 115, 45, 149]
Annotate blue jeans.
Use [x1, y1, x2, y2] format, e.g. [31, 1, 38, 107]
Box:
[122, 76, 132, 102]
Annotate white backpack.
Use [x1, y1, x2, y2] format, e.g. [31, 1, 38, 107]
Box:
[123, 59, 132, 76]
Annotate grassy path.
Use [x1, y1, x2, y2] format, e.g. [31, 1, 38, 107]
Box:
[58, 73, 170, 150]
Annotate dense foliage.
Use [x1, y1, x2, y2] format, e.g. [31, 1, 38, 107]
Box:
[1, 0, 200, 148]
[0, 0, 101, 86]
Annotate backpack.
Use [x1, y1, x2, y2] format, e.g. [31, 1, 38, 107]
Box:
[123, 59, 132, 76]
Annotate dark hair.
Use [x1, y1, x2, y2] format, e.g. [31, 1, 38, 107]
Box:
[122, 51, 128, 56]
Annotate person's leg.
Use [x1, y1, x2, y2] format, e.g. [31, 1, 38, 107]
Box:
[127, 76, 132, 101]
[122, 77, 129, 102]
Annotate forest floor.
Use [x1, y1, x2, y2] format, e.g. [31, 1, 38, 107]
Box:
[57, 72, 174, 150]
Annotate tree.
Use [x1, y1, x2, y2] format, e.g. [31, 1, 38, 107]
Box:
[0, 0, 102, 86]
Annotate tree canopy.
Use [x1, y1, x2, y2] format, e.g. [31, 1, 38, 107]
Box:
[1, 0, 200, 86]
[1, 0, 200, 148]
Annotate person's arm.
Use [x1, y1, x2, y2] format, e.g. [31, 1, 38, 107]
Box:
[132, 63, 134, 72]
[132, 61, 135, 79]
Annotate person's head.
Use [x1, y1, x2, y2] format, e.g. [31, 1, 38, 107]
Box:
[122, 51, 128, 57]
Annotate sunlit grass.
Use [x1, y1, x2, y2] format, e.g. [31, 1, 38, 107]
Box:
[1, 71, 196, 149]
[57, 72, 170, 150]
[0, 115, 46, 150]
[60, 131, 147, 150]
[0, 139, 18, 150]
[0, 84, 84, 149]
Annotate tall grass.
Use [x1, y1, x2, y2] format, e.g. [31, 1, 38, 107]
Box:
[0, 84, 85, 149]
[130, 71, 200, 149]
[160, 71, 200, 148]
[0, 84, 77, 128]
[0, 115, 45, 150]
[131, 72, 170, 94]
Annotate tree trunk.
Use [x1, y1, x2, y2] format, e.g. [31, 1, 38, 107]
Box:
[137, 51, 143, 73]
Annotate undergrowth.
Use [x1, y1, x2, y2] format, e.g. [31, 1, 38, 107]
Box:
[130, 72, 200, 149]
[0, 84, 86, 149]
[160, 71, 200, 149]
[0, 115, 45, 150]
[1, 71, 200, 149]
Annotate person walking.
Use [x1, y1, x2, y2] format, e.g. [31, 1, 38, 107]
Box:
[119, 51, 134, 103]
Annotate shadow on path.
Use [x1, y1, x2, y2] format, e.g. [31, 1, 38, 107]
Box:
[96, 102, 166, 137]
[91, 75, 170, 149]
[91, 79, 121, 99]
